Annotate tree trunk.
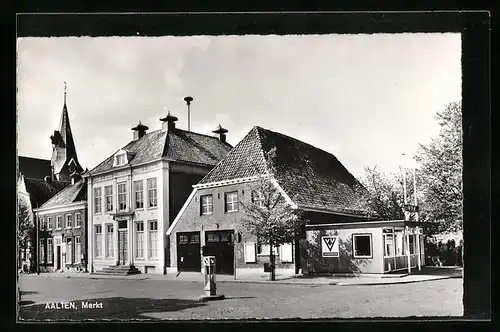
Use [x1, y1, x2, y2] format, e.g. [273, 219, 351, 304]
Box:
[269, 238, 276, 281]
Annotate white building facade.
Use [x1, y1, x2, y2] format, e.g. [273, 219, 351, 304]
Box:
[87, 159, 169, 274]
[85, 115, 232, 274]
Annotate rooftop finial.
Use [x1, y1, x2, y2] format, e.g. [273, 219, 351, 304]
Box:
[63, 81, 67, 105]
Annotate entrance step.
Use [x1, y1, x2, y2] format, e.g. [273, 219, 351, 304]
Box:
[92, 265, 141, 276]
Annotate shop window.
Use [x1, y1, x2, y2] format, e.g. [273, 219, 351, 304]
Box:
[353, 234, 372, 258]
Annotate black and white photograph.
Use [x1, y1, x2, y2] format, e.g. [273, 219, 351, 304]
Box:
[15, 13, 487, 322]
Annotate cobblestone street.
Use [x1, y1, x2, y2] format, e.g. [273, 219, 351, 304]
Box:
[18, 274, 463, 320]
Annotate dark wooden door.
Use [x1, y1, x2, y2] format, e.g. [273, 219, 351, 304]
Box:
[177, 232, 201, 272]
[56, 246, 61, 270]
[118, 230, 128, 265]
[204, 230, 234, 275]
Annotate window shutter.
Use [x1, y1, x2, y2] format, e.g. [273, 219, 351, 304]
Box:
[280, 243, 293, 263]
[244, 242, 256, 263]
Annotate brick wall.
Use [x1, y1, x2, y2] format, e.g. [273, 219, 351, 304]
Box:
[169, 182, 296, 271]
[37, 206, 87, 268]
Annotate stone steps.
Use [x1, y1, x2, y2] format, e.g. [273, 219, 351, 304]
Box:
[92, 265, 141, 276]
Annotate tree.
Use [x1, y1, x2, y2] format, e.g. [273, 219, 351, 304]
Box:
[360, 166, 405, 220]
[240, 147, 306, 281]
[415, 101, 463, 233]
[18, 197, 34, 270]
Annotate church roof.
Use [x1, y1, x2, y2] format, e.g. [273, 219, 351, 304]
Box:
[18, 156, 52, 180]
[23, 177, 69, 208]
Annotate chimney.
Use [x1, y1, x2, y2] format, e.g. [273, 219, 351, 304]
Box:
[131, 121, 149, 140]
[212, 124, 228, 143]
[160, 112, 178, 131]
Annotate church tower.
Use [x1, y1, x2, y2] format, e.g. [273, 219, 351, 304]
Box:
[50, 82, 83, 182]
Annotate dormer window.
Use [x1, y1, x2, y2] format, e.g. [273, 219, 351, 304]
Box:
[116, 154, 126, 166]
[113, 149, 135, 167]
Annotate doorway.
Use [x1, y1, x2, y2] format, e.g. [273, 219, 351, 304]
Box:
[177, 232, 201, 272]
[118, 230, 128, 265]
[203, 230, 234, 275]
[56, 246, 61, 270]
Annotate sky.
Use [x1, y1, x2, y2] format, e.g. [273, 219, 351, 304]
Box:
[17, 33, 461, 179]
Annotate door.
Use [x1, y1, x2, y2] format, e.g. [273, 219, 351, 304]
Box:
[177, 232, 201, 272]
[118, 230, 128, 265]
[56, 246, 61, 270]
[203, 230, 234, 275]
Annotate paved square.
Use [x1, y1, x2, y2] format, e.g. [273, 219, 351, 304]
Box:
[18, 274, 463, 320]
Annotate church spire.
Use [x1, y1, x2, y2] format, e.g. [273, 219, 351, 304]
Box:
[50, 81, 83, 181]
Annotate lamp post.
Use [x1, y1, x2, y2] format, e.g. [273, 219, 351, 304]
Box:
[184, 96, 193, 132]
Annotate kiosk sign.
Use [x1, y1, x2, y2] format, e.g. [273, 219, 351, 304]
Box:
[203, 256, 215, 267]
[321, 236, 339, 257]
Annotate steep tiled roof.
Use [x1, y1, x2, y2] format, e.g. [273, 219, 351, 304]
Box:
[40, 179, 87, 209]
[23, 177, 69, 208]
[88, 128, 232, 175]
[18, 156, 52, 180]
[200, 126, 374, 216]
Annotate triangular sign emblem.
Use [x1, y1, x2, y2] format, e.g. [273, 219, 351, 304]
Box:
[323, 237, 336, 252]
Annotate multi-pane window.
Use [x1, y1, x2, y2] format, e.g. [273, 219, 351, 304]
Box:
[105, 224, 114, 258]
[148, 220, 158, 258]
[94, 187, 102, 213]
[252, 190, 265, 207]
[56, 216, 62, 229]
[47, 238, 53, 263]
[75, 236, 81, 262]
[118, 183, 127, 211]
[47, 217, 53, 230]
[135, 221, 144, 258]
[134, 181, 144, 209]
[147, 178, 157, 208]
[95, 225, 102, 258]
[75, 213, 82, 227]
[178, 234, 189, 244]
[39, 218, 45, 231]
[39, 239, 45, 263]
[105, 185, 113, 212]
[225, 191, 238, 212]
[201, 195, 213, 215]
[115, 154, 126, 166]
[353, 234, 372, 258]
[66, 214, 72, 228]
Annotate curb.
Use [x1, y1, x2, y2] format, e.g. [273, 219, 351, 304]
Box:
[335, 276, 454, 286]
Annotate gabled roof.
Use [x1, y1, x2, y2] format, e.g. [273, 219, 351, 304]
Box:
[199, 126, 374, 216]
[39, 179, 87, 209]
[18, 156, 52, 180]
[23, 177, 69, 208]
[88, 128, 232, 175]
